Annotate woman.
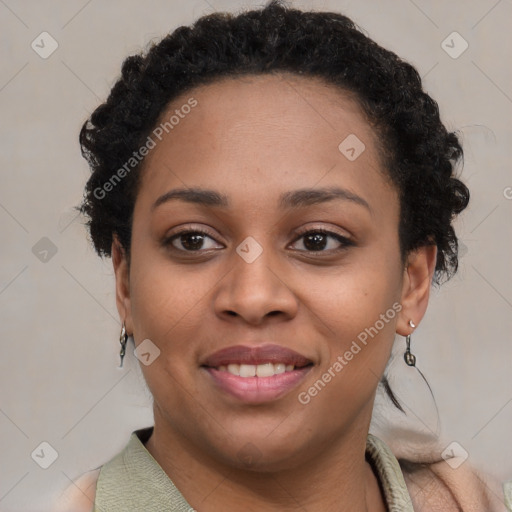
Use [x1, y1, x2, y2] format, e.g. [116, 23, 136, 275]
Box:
[58, 1, 509, 510]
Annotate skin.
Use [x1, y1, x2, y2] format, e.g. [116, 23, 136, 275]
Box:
[112, 73, 437, 512]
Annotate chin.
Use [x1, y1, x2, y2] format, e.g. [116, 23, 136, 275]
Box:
[221, 444, 307, 473]
[207, 425, 314, 473]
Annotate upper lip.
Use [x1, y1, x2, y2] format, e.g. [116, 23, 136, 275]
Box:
[201, 344, 313, 368]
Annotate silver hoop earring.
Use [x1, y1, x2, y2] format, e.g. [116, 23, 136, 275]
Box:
[119, 322, 128, 368]
[404, 320, 416, 367]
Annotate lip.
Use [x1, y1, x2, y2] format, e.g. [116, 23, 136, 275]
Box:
[201, 344, 312, 367]
[201, 344, 314, 404]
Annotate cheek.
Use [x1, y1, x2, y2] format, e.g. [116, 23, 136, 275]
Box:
[310, 284, 398, 386]
[126, 254, 219, 401]
[295, 292, 399, 436]
[302, 245, 402, 339]
[298, 245, 402, 397]
[129, 252, 211, 340]
[127, 258, 207, 408]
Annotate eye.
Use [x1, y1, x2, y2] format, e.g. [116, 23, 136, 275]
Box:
[163, 226, 353, 254]
[164, 228, 223, 252]
[290, 228, 353, 253]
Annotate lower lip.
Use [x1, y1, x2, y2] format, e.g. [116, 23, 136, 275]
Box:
[203, 366, 312, 404]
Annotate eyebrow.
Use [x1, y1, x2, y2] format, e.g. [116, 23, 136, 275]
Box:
[152, 186, 371, 212]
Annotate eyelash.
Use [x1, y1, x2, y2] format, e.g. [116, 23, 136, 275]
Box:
[163, 226, 354, 255]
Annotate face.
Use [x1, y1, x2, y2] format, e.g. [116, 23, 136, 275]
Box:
[114, 73, 434, 471]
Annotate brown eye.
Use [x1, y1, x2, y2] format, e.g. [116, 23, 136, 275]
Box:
[291, 229, 353, 253]
[164, 229, 222, 252]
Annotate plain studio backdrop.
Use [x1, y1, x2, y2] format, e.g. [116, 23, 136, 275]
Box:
[0, 1, 511, 510]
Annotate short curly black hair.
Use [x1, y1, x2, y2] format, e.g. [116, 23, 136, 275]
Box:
[78, 0, 469, 285]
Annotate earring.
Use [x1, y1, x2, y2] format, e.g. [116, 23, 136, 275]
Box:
[119, 322, 128, 368]
[404, 319, 416, 367]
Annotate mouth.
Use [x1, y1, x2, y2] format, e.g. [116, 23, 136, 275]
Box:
[200, 344, 314, 404]
[214, 362, 301, 377]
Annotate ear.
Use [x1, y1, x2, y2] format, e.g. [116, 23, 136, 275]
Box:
[112, 235, 133, 334]
[396, 244, 437, 336]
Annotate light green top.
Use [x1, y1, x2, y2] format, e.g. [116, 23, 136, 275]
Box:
[93, 427, 414, 511]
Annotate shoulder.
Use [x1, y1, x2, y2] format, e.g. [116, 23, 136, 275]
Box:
[53, 428, 154, 511]
[53, 469, 100, 512]
[400, 458, 508, 512]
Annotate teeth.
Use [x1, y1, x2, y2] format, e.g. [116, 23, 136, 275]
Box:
[274, 363, 286, 374]
[239, 364, 256, 377]
[220, 363, 296, 377]
[227, 364, 240, 376]
[256, 363, 274, 377]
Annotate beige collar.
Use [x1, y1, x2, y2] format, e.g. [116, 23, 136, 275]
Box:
[94, 427, 414, 511]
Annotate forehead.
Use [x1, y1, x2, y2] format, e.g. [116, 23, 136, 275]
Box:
[135, 72, 396, 216]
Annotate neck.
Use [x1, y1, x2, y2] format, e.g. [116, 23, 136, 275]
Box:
[144, 408, 386, 512]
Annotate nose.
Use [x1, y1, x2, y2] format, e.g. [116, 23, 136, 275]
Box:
[213, 239, 299, 326]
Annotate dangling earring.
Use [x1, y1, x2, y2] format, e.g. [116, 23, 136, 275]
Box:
[119, 322, 128, 368]
[404, 319, 416, 367]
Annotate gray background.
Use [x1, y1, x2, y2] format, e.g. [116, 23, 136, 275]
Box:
[0, 0, 511, 510]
